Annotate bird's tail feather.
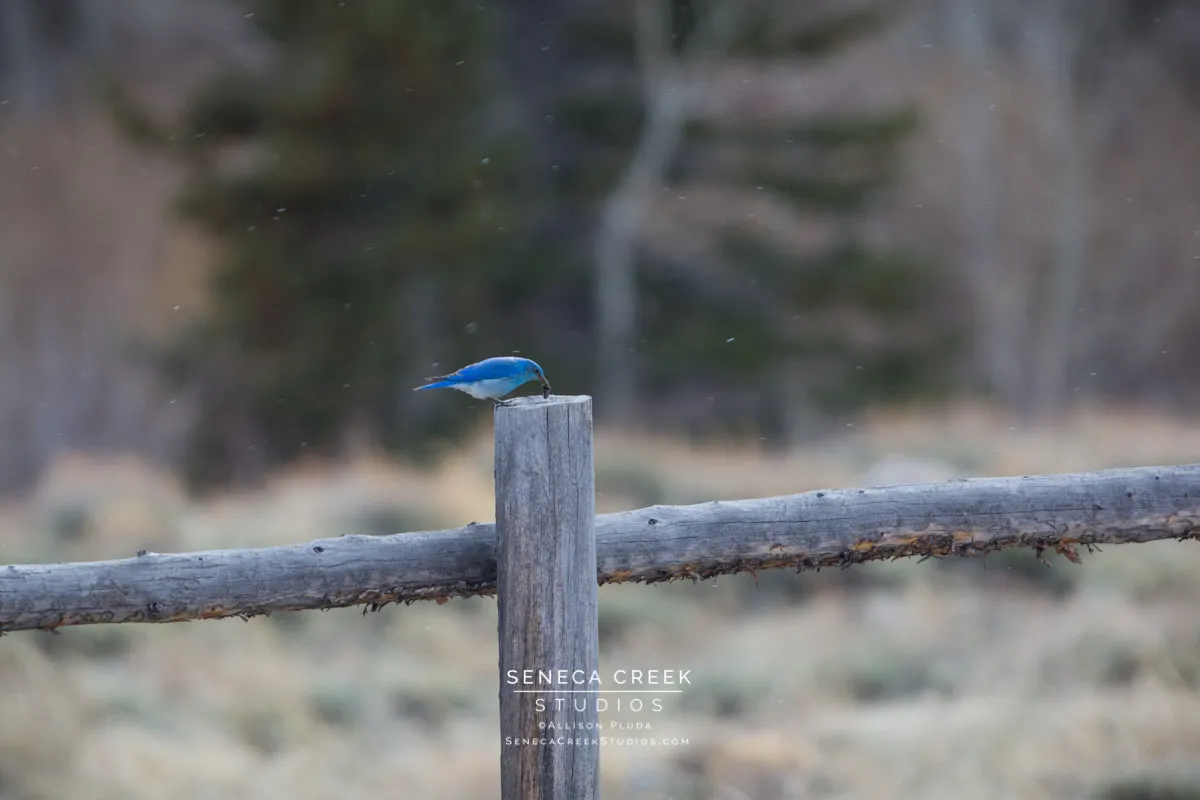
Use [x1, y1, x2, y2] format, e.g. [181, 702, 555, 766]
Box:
[413, 379, 456, 391]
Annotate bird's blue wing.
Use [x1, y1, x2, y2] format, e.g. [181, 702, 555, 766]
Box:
[443, 357, 521, 383]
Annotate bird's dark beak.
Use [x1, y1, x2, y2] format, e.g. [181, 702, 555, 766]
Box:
[540, 376, 551, 398]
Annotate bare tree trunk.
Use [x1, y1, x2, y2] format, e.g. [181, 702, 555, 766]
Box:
[948, 0, 1024, 408]
[593, 89, 687, 424]
[1028, 1, 1090, 419]
[594, 0, 683, 424]
[593, 0, 739, 425]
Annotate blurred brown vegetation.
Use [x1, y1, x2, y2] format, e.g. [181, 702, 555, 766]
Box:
[5, 408, 1200, 798]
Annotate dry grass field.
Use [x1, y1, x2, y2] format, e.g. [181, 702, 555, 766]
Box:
[3, 403, 1200, 799]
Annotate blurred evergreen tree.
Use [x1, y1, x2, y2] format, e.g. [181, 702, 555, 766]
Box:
[112, 0, 574, 486]
[557, 0, 954, 443]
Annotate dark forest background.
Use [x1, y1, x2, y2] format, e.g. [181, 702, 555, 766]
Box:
[2, 0, 1199, 489]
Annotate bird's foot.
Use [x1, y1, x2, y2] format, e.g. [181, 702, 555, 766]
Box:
[493, 399, 511, 409]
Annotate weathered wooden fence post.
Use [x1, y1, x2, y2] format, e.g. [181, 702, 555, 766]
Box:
[495, 395, 599, 799]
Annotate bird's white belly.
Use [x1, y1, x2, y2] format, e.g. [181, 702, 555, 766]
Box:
[452, 378, 515, 400]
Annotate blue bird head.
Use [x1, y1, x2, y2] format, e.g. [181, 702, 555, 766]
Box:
[518, 358, 551, 394]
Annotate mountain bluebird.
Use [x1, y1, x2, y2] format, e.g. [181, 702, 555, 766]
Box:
[413, 357, 551, 407]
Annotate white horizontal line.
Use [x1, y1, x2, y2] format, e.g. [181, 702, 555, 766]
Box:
[510, 689, 684, 694]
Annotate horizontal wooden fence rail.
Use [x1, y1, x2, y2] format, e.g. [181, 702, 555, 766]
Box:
[1, 463, 1198, 633]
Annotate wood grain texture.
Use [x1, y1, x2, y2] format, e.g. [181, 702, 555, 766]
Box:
[495, 395, 599, 800]
[1, 461, 1198, 633]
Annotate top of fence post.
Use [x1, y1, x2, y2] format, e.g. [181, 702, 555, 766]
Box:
[494, 394, 599, 799]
